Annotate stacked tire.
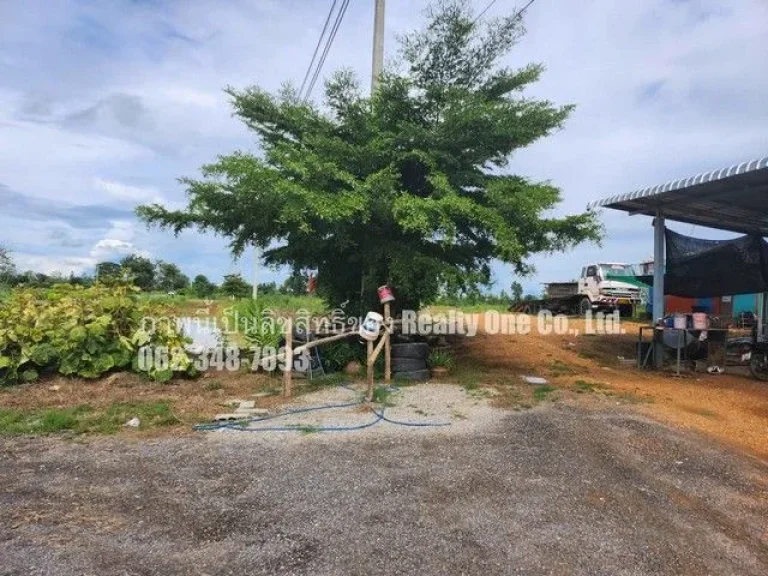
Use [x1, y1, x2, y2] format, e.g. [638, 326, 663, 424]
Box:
[391, 342, 429, 381]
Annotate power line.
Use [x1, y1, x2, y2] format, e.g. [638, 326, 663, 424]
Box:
[473, 0, 536, 26]
[298, 0, 338, 100]
[305, 0, 351, 101]
[304, 0, 351, 101]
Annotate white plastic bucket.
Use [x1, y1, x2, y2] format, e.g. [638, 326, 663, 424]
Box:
[692, 312, 708, 330]
[359, 312, 384, 341]
[673, 314, 687, 330]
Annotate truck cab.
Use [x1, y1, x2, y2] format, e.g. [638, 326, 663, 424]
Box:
[577, 263, 642, 315]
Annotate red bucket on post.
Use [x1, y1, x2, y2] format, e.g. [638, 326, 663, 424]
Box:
[377, 285, 395, 304]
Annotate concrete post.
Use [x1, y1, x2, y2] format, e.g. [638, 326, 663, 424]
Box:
[371, 0, 385, 93]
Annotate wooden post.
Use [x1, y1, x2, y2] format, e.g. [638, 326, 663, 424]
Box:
[384, 302, 391, 383]
[366, 339, 374, 401]
[283, 317, 293, 398]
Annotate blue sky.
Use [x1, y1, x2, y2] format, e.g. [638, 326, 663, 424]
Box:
[1, 0, 767, 295]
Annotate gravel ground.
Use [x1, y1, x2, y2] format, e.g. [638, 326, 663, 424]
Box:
[207, 383, 506, 443]
[1, 399, 767, 576]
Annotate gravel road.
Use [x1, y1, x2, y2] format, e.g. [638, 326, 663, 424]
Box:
[1, 404, 766, 576]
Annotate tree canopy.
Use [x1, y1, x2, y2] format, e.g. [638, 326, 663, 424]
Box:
[120, 254, 155, 291]
[155, 261, 190, 292]
[191, 274, 216, 298]
[138, 0, 600, 311]
[220, 273, 252, 299]
[95, 262, 122, 283]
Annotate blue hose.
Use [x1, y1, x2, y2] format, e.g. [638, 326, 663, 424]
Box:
[371, 407, 451, 428]
[193, 385, 451, 433]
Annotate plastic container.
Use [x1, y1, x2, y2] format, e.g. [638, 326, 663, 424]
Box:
[673, 314, 687, 330]
[377, 285, 395, 304]
[359, 312, 384, 341]
[692, 312, 708, 330]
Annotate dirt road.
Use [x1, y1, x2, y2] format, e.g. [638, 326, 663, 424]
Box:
[457, 314, 768, 458]
[2, 403, 766, 575]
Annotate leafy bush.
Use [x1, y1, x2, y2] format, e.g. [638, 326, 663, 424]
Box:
[0, 284, 195, 385]
[322, 340, 365, 372]
[224, 299, 282, 349]
[428, 349, 455, 369]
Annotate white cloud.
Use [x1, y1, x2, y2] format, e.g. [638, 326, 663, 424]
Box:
[1, 0, 767, 293]
[93, 178, 162, 203]
[13, 253, 95, 277]
[89, 238, 134, 261]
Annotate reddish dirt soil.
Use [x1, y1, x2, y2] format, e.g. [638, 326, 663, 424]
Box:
[457, 314, 768, 459]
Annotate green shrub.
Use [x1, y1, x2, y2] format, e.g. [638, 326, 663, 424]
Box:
[224, 299, 282, 349]
[428, 349, 454, 369]
[322, 340, 365, 372]
[0, 283, 195, 385]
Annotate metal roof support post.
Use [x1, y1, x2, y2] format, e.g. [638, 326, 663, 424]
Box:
[653, 210, 665, 368]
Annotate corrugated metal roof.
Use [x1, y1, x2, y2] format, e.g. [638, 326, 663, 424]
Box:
[586, 156, 768, 235]
[587, 156, 768, 210]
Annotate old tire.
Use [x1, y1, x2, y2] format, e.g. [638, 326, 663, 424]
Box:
[391, 357, 427, 372]
[391, 342, 429, 360]
[393, 369, 430, 381]
[579, 297, 592, 317]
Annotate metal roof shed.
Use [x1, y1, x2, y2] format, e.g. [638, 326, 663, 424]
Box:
[587, 156, 768, 320]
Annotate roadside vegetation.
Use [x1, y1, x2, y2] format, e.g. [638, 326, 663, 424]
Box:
[0, 283, 195, 386]
[0, 401, 179, 435]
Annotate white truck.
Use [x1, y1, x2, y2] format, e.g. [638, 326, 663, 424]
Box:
[512, 262, 644, 316]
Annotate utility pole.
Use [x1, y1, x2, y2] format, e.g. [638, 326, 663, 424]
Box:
[371, 0, 385, 92]
[252, 245, 259, 300]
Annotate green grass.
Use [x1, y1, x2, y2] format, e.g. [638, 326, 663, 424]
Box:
[572, 380, 606, 393]
[370, 385, 396, 405]
[549, 360, 577, 377]
[172, 294, 327, 316]
[0, 401, 179, 436]
[425, 303, 510, 313]
[532, 385, 556, 402]
[309, 372, 350, 387]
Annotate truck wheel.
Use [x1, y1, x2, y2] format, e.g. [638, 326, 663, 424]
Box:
[579, 297, 592, 317]
[618, 304, 633, 318]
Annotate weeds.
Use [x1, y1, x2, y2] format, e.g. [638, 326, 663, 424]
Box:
[549, 360, 577, 377]
[572, 380, 606, 393]
[204, 380, 223, 391]
[0, 401, 179, 436]
[370, 386, 396, 406]
[532, 385, 556, 402]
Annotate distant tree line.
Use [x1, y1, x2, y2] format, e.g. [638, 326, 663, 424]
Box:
[0, 248, 312, 299]
[431, 279, 539, 307]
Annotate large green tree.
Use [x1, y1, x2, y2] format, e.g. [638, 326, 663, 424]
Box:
[191, 274, 216, 298]
[120, 254, 155, 291]
[95, 261, 122, 283]
[138, 1, 600, 311]
[154, 261, 189, 292]
[220, 273, 251, 299]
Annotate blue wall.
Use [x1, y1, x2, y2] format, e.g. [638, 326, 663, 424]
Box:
[733, 294, 759, 316]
